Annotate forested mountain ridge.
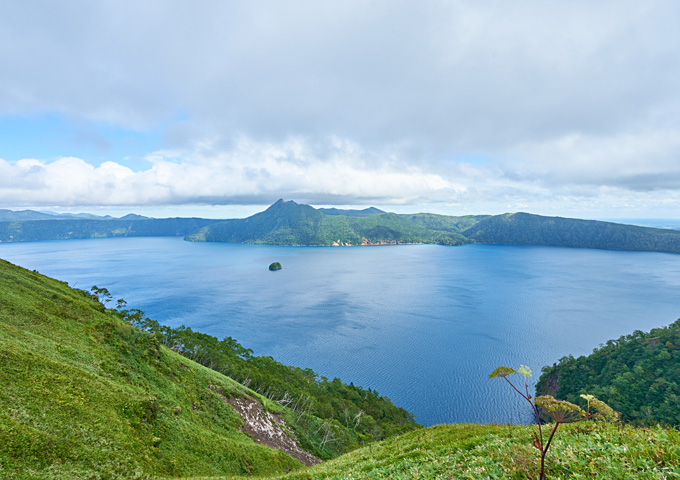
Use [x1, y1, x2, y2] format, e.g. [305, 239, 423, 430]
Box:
[536, 318, 680, 426]
[186, 199, 468, 246]
[186, 200, 680, 254]
[463, 212, 680, 253]
[3, 201, 680, 255]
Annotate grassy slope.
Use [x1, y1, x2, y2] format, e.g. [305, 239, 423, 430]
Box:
[179, 422, 679, 479]
[0, 259, 305, 479]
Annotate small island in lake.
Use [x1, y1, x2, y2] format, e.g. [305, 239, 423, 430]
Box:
[269, 262, 282, 271]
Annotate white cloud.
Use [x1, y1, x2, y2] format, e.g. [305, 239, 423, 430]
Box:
[0, 137, 465, 207]
[3, 129, 680, 218]
[505, 129, 680, 190]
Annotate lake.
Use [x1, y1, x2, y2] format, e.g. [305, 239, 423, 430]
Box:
[2, 237, 679, 426]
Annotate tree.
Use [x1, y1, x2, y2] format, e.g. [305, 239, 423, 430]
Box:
[89, 285, 112, 305]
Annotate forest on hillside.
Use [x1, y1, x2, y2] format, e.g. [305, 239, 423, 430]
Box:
[109, 296, 421, 446]
[536, 318, 680, 426]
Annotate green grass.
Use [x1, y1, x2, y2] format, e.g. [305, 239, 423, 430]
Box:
[218, 422, 678, 480]
[0, 259, 303, 479]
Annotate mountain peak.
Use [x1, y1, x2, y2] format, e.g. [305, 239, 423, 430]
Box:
[268, 199, 298, 209]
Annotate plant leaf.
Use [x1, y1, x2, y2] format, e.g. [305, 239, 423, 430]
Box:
[489, 366, 516, 378]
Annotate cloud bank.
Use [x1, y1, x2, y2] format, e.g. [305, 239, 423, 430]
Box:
[0, 1, 678, 216]
[0, 137, 461, 206]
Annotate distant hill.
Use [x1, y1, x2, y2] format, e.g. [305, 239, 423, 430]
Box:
[462, 212, 680, 253]
[0, 209, 114, 221]
[317, 206, 385, 217]
[186, 199, 467, 246]
[118, 213, 150, 220]
[0, 217, 221, 242]
[0, 209, 63, 221]
[399, 212, 490, 233]
[186, 200, 680, 254]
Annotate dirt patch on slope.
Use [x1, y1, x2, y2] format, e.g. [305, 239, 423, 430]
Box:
[210, 385, 321, 467]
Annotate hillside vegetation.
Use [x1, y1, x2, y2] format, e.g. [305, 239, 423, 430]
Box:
[536, 319, 680, 426]
[0, 258, 416, 479]
[243, 422, 679, 480]
[121, 310, 420, 450]
[463, 213, 680, 253]
[187, 200, 680, 254]
[3, 201, 680, 255]
[186, 200, 467, 246]
[0, 258, 304, 478]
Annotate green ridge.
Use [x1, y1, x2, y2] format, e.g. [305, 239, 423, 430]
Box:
[186, 200, 468, 246]
[186, 200, 680, 254]
[463, 212, 680, 253]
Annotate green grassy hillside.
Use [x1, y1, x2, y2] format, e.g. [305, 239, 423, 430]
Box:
[0, 259, 322, 479]
[176, 422, 679, 479]
[122, 313, 421, 450]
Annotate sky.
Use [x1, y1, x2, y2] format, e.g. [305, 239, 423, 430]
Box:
[0, 0, 679, 219]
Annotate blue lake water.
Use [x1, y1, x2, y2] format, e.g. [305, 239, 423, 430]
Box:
[2, 237, 679, 426]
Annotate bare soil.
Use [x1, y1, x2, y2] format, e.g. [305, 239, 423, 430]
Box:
[210, 385, 321, 467]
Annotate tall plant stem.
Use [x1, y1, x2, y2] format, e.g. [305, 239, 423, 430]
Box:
[504, 377, 544, 450]
[540, 422, 560, 480]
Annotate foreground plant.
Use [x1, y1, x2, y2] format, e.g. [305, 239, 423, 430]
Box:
[490, 365, 617, 479]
